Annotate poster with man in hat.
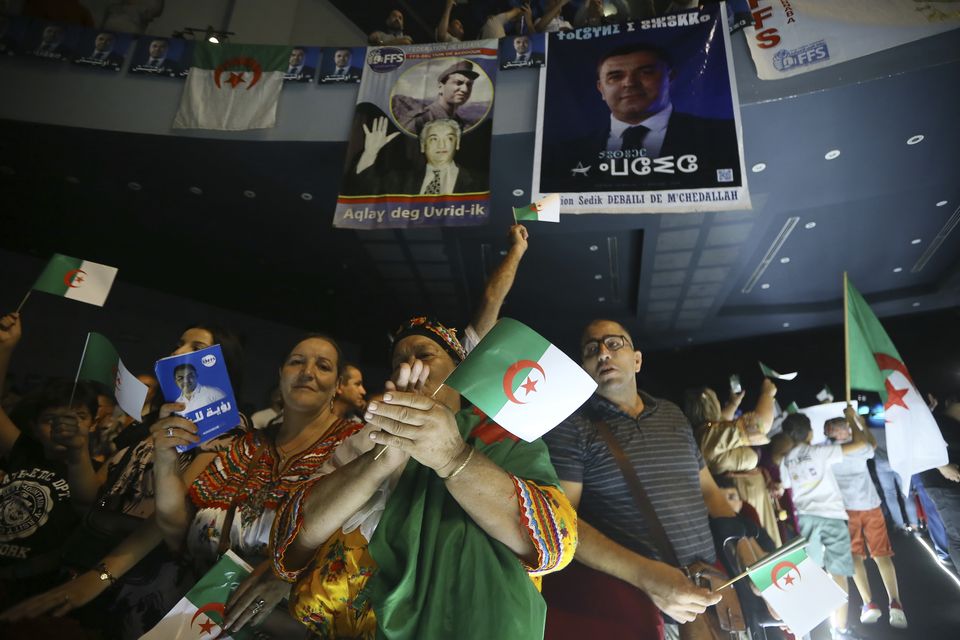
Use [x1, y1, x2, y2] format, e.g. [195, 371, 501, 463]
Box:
[333, 40, 499, 230]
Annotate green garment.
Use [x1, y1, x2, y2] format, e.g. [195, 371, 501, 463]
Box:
[367, 407, 561, 639]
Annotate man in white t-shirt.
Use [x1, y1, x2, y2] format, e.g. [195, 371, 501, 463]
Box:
[826, 415, 907, 629]
[780, 407, 870, 640]
[173, 364, 226, 414]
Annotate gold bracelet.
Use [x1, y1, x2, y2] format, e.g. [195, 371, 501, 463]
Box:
[443, 445, 475, 480]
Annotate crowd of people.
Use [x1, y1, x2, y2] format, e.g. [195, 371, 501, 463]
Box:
[1, 224, 958, 640]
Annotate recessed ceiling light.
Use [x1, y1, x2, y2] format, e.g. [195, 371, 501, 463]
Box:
[804, 221, 816, 229]
[911, 238, 922, 245]
[127, 181, 141, 191]
[512, 188, 524, 197]
[936, 200, 948, 207]
[499, 249, 508, 256]
[594, 274, 603, 280]
[189, 186, 203, 195]
[824, 150, 840, 160]
[300, 192, 313, 201]
[906, 134, 924, 145]
[243, 190, 256, 198]
[760, 283, 770, 289]
[782, 322, 791, 328]
[65, 176, 79, 184]
[686, 337, 693, 343]
[893, 267, 903, 273]
[779, 256, 791, 264]
[751, 163, 766, 173]
[589, 244, 599, 252]
[598, 296, 606, 302]
[912, 302, 921, 307]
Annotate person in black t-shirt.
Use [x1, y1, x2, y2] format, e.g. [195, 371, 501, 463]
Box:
[0, 312, 99, 605]
[921, 396, 960, 574]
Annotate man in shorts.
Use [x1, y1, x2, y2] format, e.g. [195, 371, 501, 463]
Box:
[826, 415, 907, 629]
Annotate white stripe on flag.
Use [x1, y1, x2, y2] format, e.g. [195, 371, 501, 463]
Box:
[115, 359, 149, 421]
[759, 557, 846, 638]
[63, 260, 117, 306]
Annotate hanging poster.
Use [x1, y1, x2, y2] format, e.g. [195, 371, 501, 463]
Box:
[69, 27, 135, 72]
[317, 46, 365, 83]
[532, 4, 750, 214]
[128, 35, 191, 78]
[333, 40, 497, 229]
[745, 0, 960, 80]
[499, 32, 545, 69]
[283, 44, 320, 83]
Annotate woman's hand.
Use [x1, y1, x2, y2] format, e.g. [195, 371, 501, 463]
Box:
[0, 312, 22, 354]
[365, 390, 466, 473]
[149, 402, 199, 466]
[49, 411, 90, 462]
[223, 560, 292, 632]
[0, 570, 106, 621]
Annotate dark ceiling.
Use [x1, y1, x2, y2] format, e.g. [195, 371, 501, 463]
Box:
[1, 20, 959, 365]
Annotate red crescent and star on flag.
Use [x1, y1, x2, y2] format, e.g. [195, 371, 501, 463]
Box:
[63, 268, 86, 288]
[191, 602, 225, 636]
[502, 360, 546, 405]
[873, 353, 911, 411]
[770, 560, 801, 591]
[214, 57, 263, 90]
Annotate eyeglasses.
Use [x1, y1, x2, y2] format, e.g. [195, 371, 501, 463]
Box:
[582, 334, 632, 359]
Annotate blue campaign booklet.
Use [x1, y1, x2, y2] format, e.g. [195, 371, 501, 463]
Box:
[154, 344, 239, 451]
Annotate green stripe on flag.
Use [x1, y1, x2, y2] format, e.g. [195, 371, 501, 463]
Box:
[513, 204, 538, 221]
[748, 547, 808, 592]
[445, 318, 551, 416]
[190, 42, 292, 72]
[32, 253, 82, 297]
[846, 278, 902, 400]
[78, 332, 120, 389]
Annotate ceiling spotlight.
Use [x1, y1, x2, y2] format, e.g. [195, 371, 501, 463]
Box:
[300, 192, 313, 201]
[127, 181, 141, 191]
[906, 134, 924, 145]
[189, 186, 203, 195]
[824, 149, 841, 160]
[65, 176, 80, 184]
[782, 322, 791, 328]
[751, 163, 766, 173]
[589, 244, 599, 252]
[760, 283, 770, 289]
[936, 200, 948, 207]
[205, 26, 220, 43]
[243, 190, 256, 198]
[893, 267, 903, 273]
[594, 274, 603, 280]
[176, 26, 233, 43]
[779, 256, 790, 264]
[911, 238, 922, 245]
[912, 302, 921, 307]
[598, 296, 606, 302]
[804, 221, 816, 229]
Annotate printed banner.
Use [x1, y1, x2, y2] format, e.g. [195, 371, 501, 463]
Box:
[129, 35, 191, 78]
[532, 5, 750, 214]
[499, 32, 545, 70]
[154, 344, 240, 451]
[69, 27, 134, 72]
[745, 0, 960, 80]
[317, 46, 365, 84]
[333, 41, 497, 229]
[283, 45, 320, 83]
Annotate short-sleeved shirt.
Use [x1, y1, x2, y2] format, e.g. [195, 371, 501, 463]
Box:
[780, 443, 847, 520]
[832, 445, 880, 511]
[0, 435, 78, 567]
[545, 391, 715, 565]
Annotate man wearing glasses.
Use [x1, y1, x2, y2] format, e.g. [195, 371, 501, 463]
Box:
[544, 319, 747, 638]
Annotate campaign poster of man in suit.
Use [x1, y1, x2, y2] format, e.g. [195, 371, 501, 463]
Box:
[128, 36, 189, 78]
[71, 29, 133, 71]
[533, 3, 750, 213]
[499, 33, 546, 70]
[334, 41, 498, 230]
[283, 45, 320, 83]
[317, 46, 363, 84]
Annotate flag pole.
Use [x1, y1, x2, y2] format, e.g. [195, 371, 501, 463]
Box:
[14, 290, 31, 314]
[843, 271, 851, 403]
[714, 536, 808, 591]
[68, 332, 92, 409]
[511, 207, 518, 225]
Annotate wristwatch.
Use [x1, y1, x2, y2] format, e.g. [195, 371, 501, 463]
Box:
[95, 562, 117, 585]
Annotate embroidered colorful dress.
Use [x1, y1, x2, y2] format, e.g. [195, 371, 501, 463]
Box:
[273, 407, 578, 639]
[188, 419, 363, 563]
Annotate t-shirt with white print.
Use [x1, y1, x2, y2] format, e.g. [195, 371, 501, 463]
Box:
[780, 442, 847, 520]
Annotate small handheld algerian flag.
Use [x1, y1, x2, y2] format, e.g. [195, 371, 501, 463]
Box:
[444, 318, 596, 441]
[759, 361, 798, 381]
[785, 401, 800, 414]
[76, 332, 148, 421]
[513, 193, 560, 223]
[748, 544, 846, 637]
[142, 550, 252, 640]
[174, 42, 290, 130]
[816, 385, 834, 403]
[32, 253, 117, 307]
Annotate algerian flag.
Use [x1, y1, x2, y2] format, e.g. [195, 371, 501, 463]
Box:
[76, 332, 148, 421]
[32, 253, 117, 307]
[173, 42, 289, 130]
[748, 544, 846, 638]
[444, 318, 596, 441]
[759, 361, 797, 381]
[846, 276, 947, 490]
[142, 550, 253, 640]
[816, 385, 834, 403]
[513, 193, 560, 223]
[785, 401, 799, 414]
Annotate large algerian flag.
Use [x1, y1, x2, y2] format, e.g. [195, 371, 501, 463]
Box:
[32, 253, 117, 307]
[444, 318, 596, 441]
[142, 550, 253, 640]
[748, 544, 846, 638]
[758, 361, 797, 381]
[76, 332, 148, 421]
[846, 276, 947, 490]
[513, 193, 560, 223]
[173, 42, 289, 130]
